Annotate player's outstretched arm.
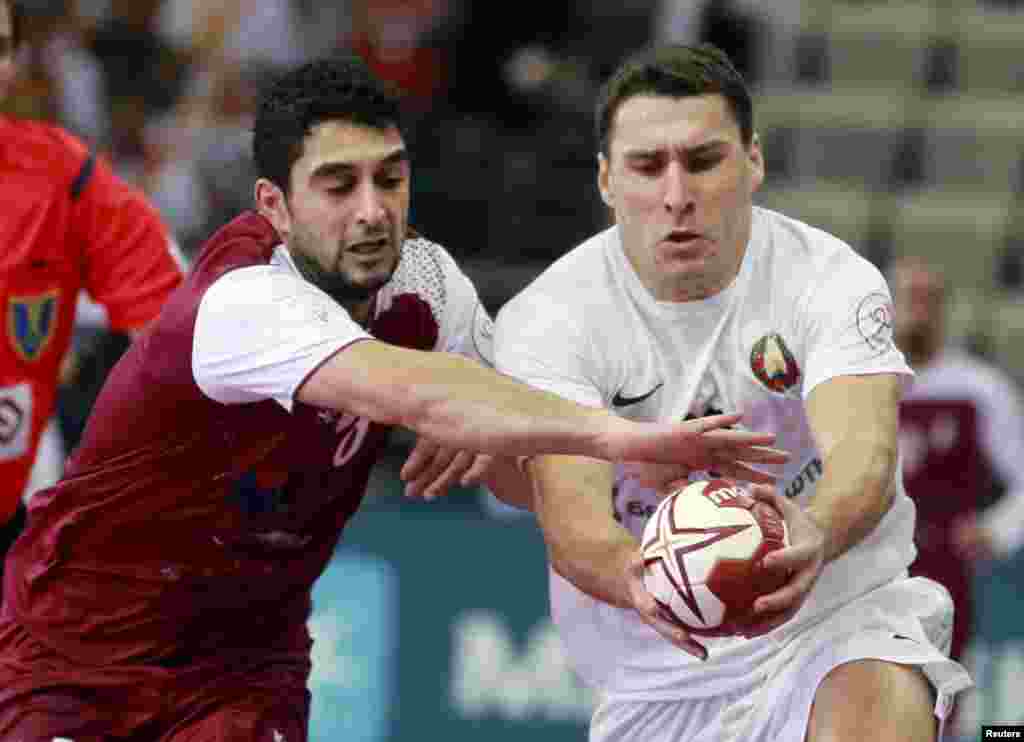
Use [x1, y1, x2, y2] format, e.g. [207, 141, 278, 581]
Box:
[297, 339, 786, 467]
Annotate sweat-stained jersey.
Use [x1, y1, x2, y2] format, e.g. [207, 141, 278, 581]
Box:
[2, 211, 493, 667]
[496, 206, 918, 699]
[900, 349, 1024, 661]
[0, 116, 183, 518]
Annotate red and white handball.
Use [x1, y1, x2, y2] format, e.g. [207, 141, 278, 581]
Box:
[640, 479, 789, 636]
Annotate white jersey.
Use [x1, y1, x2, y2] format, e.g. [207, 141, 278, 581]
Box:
[495, 206, 916, 699]
[194, 236, 494, 410]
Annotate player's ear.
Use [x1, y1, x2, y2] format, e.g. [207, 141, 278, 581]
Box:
[597, 153, 613, 208]
[255, 178, 291, 238]
[747, 133, 765, 193]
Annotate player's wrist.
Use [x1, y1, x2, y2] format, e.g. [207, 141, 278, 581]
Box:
[614, 541, 646, 610]
[546, 537, 636, 611]
[593, 413, 639, 462]
[803, 506, 838, 562]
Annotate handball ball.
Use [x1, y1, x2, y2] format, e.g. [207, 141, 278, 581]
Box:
[640, 479, 789, 636]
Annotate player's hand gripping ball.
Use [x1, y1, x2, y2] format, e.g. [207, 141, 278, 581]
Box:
[641, 479, 789, 636]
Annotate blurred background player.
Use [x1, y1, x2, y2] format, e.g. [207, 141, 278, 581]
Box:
[892, 254, 1024, 731]
[0, 0, 183, 598]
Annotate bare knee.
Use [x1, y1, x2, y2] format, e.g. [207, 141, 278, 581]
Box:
[805, 659, 937, 742]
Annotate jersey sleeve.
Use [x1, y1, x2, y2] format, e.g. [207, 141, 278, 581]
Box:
[800, 252, 913, 398]
[192, 266, 371, 411]
[433, 249, 495, 367]
[495, 294, 605, 408]
[386, 238, 495, 366]
[72, 152, 184, 332]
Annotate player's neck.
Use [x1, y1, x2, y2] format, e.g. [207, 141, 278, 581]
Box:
[651, 253, 744, 304]
[652, 236, 747, 304]
[656, 273, 735, 303]
[287, 245, 375, 327]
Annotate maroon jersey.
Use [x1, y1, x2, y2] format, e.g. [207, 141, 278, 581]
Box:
[899, 350, 1024, 660]
[2, 211, 492, 667]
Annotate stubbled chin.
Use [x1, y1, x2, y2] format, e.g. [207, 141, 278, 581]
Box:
[353, 256, 398, 283]
[657, 247, 710, 270]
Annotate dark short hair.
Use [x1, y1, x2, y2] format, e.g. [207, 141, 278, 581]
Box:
[595, 43, 754, 156]
[252, 55, 404, 194]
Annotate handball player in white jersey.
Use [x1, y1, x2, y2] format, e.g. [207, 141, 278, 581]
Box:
[495, 44, 972, 742]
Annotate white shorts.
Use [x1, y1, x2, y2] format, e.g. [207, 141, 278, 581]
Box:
[590, 576, 973, 742]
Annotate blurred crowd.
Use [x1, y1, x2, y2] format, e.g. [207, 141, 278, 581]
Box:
[1, 0, 797, 271]
[5, 0, 1023, 279]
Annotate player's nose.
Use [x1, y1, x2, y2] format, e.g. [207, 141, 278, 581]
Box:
[353, 181, 387, 227]
[662, 161, 694, 215]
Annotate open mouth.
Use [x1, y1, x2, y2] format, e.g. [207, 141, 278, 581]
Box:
[666, 230, 702, 244]
[349, 237, 389, 255]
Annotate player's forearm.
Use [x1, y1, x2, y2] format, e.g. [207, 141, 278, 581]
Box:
[301, 342, 623, 459]
[531, 457, 636, 609]
[547, 526, 636, 610]
[805, 435, 898, 562]
[407, 361, 612, 457]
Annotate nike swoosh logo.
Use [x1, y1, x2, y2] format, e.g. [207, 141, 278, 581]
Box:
[612, 382, 664, 407]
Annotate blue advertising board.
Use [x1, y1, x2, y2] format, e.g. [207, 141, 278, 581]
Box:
[308, 502, 595, 742]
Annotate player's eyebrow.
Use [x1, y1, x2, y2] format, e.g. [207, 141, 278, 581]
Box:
[309, 148, 409, 180]
[622, 140, 728, 161]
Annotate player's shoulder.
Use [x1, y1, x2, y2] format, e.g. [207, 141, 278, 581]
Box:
[753, 206, 886, 317]
[755, 206, 871, 276]
[370, 231, 482, 336]
[153, 212, 283, 334]
[190, 211, 281, 280]
[499, 226, 617, 322]
[0, 115, 89, 180]
[0, 116, 88, 154]
[384, 232, 459, 302]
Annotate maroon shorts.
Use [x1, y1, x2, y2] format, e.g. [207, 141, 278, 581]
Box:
[0, 617, 311, 741]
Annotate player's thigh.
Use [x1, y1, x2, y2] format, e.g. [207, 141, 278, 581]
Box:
[805, 659, 937, 742]
[161, 690, 309, 742]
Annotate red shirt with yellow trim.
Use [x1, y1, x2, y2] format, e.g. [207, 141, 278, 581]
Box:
[0, 116, 183, 519]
